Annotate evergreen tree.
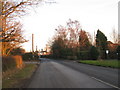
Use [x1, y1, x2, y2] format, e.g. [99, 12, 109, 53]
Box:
[51, 37, 65, 58]
[96, 29, 108, 59]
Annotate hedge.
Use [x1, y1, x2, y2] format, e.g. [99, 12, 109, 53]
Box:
[2, 55, 23, 72]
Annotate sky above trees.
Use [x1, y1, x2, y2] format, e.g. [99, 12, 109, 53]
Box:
[22, 0, 119, 52]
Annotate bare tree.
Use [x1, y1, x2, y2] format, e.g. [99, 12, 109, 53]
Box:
[1, 0, 42, 56]
[66, 19, 81, 48]
[50, 19, 92, 58]
[79, 30, 91, 51]
[2, 22, 28, 56]
[110, 28, 118, 43]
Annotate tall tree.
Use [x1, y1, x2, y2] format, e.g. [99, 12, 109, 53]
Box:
[96, 29, 108, 59]
[1, 0, 41, 56]
[66, 19, 81, 49]
[79, 30, 91, 51]
[50, 19, 91, 59]
[110, 28, 118, 43]
[51, 37, 66, 58]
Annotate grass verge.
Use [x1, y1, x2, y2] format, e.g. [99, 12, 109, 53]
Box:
[79, 60, 120, 68]
[2, 64, 38, 88]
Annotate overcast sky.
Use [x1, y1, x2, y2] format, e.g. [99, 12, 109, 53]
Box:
[21, 0, 119, 52]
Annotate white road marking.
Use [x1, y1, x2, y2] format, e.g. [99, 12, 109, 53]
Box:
[91, 77, 120, 89]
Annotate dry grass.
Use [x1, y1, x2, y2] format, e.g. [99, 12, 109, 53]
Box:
[2, 64, 37, 88]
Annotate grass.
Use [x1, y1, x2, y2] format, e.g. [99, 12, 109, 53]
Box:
[79, 60, 120, 68]
[2, 64, 38, 88]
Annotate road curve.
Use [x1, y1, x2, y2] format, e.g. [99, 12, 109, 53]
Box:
[26, 58, 118, 88]
[55, 59, 119, 88]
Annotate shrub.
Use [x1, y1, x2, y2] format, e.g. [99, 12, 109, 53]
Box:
[2, 56, 16, 72]
[2, 55, 23, 72]
[108, 51, 117, 59]
[34, 54, 39, 60]
[22, 52, 33, 61]
[78, 51, 90, 60]
[89, 46, 99, 60]
[11, 48, 25, 55]
[13, 55, 23, 69]
[116, 45, 120, 60]
[22, 52, 39, 60]
[66, 56, 77, 60]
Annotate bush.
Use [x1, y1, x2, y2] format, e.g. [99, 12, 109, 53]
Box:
[89, 46, 99, 60]
[2, 55, 23, 72]
[2, 56, 16, 72]
[78, 51, 90, 60]
[66, 56, 77, 60]
[13, 55, 23, 69]
[108, 51, 117, 59]
[22, 52, 33, 61]
[11, 48, 25, 55]
[34, 54, 39, 60]
[116, 45, 120, 60]
[22, 52, 39, 60]
[41, 55, 51, 58]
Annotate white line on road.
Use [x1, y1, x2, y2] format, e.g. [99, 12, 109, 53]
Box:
[91, 77, 120, 89]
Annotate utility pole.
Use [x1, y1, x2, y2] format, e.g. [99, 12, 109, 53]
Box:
[93, 31, 96, 46]
[36, 45, 38, 52]
[32, 34, 34, 60]
[32, 34, 34, 53]
[118, 1, 120, 44]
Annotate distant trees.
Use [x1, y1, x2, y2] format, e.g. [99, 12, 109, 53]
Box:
[66, 19, 81, 49]
[11, 48, 25, 55]
[79, 30, 91, 51]
[51, 37, 66, 58]
[1, 0, 41, 56]
[96, 30, 108, 59]
[50, 19, 91, 59]
[110, 28, 118, 43]
[49, 19, 120, 60]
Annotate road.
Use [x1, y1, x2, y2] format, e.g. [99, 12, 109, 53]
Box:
[26, 58, 119, 88]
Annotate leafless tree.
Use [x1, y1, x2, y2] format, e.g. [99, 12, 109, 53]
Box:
[66, 19, 81, 48]
[1, 0, 42, 56]
[110, 28, 118, 43]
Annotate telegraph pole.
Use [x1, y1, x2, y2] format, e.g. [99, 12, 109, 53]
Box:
[32, 34, 34, 59]
[32, 34, 34, 53]
[36, 45, 38, 52]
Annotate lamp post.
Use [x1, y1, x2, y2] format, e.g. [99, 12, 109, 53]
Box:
[117, 53, 118, 60]
[106, 50, 109, 60]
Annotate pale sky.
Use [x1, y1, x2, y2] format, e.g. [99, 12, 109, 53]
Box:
[21, 0, 119, 52]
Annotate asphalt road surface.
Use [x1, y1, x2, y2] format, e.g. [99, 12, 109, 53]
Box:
[26, 58, 119, 88]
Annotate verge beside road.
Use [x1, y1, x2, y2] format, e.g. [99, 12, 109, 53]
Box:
[2, 61, 39, 88]
[78, 60, 120, 68]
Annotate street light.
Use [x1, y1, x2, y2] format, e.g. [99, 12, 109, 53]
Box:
[117, 53, 118, 60]
[106, 50, 109, 60]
